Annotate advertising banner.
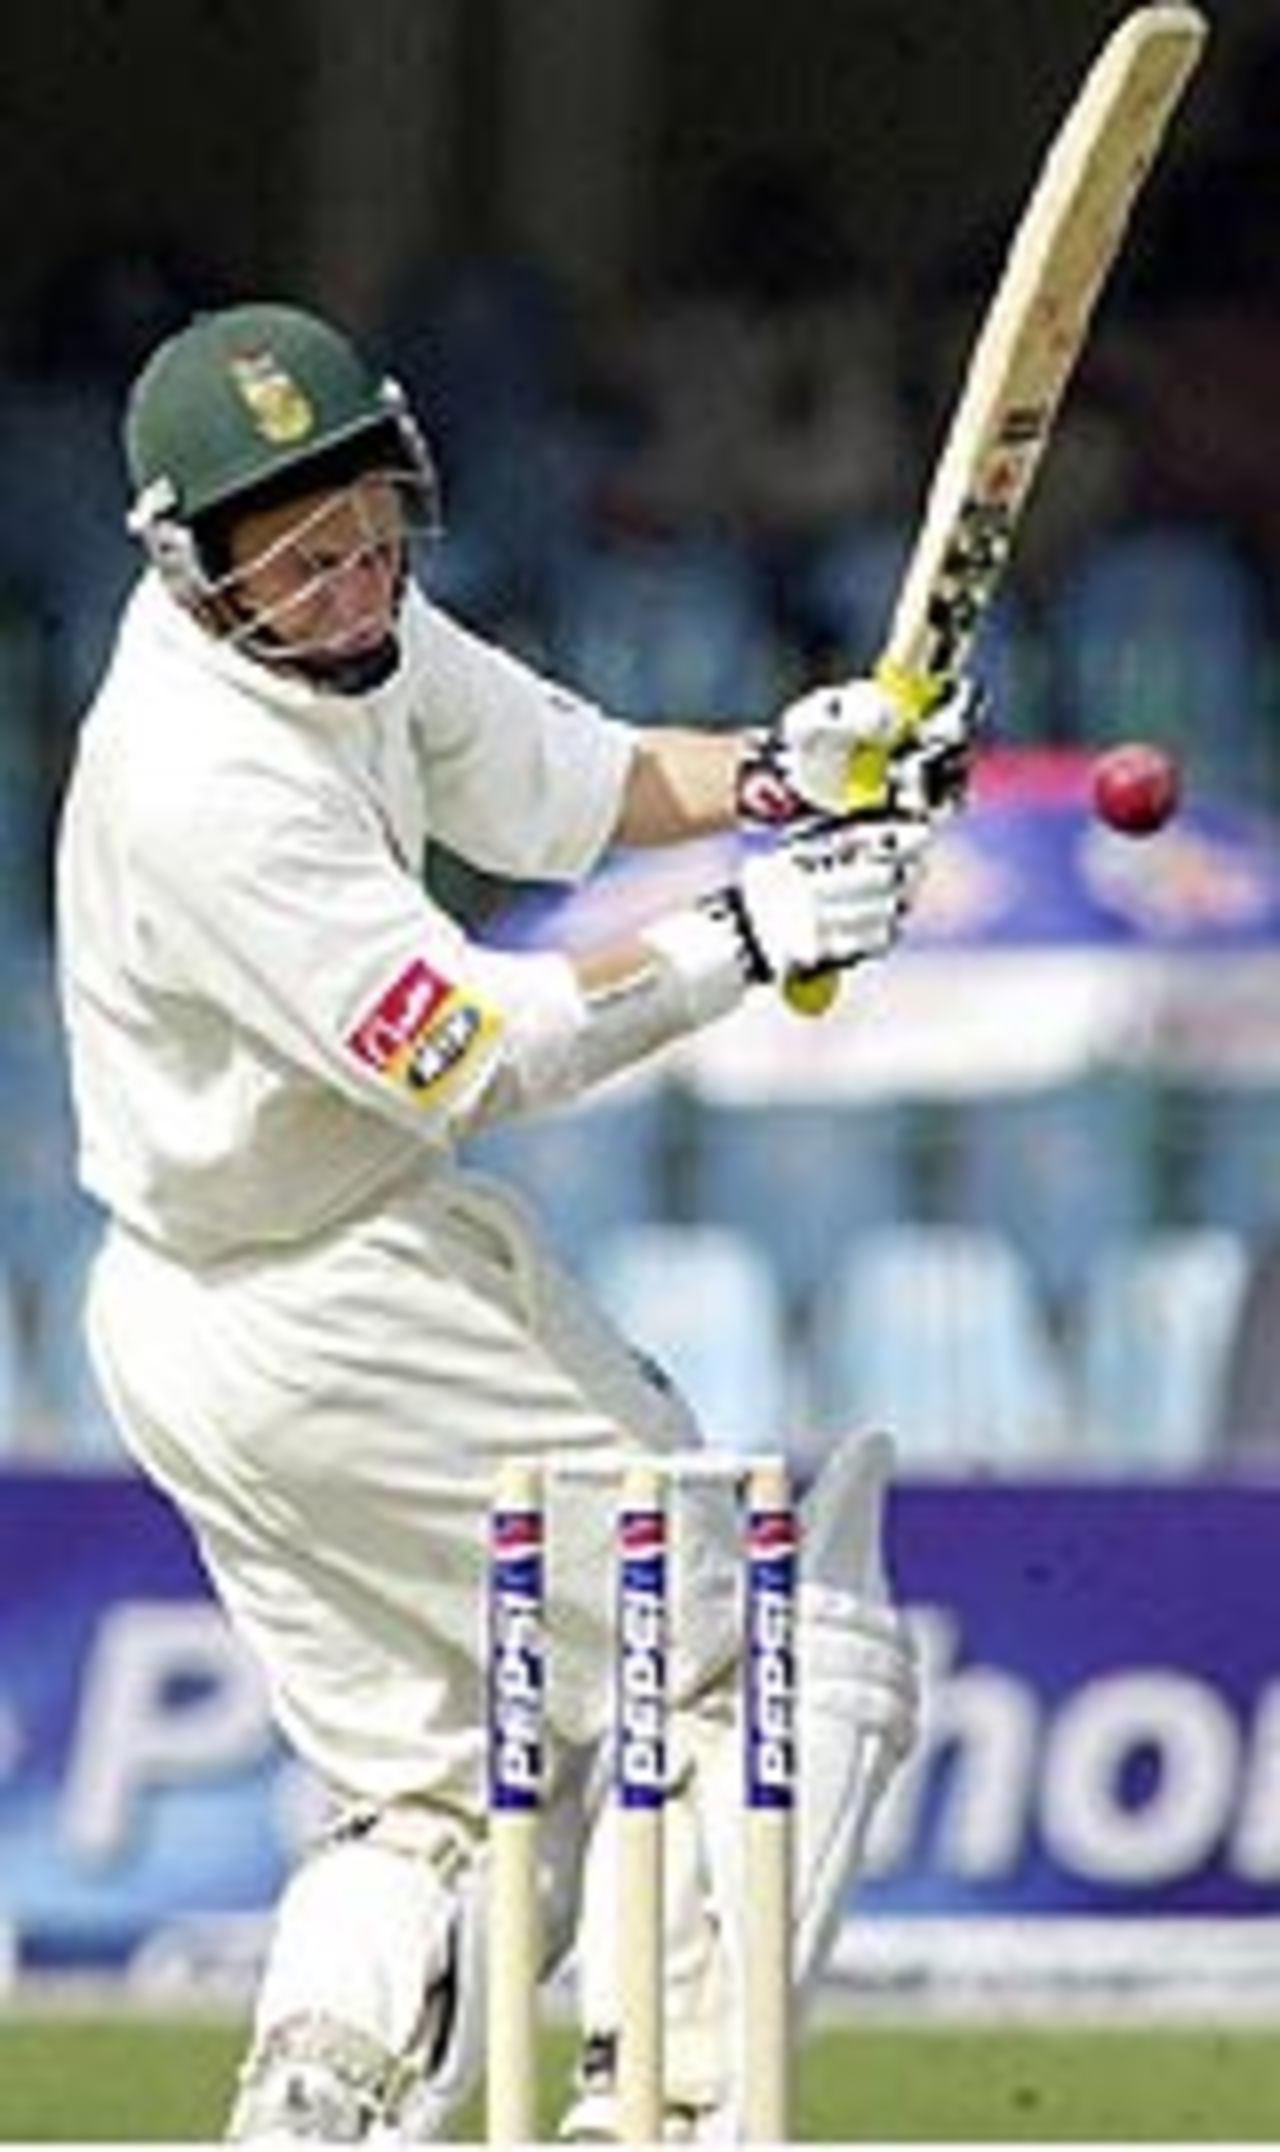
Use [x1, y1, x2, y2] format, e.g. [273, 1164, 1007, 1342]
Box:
[0, 1475, 297, 1984]
[867, 1480, 1280, 1917]
[1, 1472, 1277, 1990]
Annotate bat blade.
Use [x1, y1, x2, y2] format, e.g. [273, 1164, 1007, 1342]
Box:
[881, 1, 1207, 704]
[784, 3, 1207, 1018]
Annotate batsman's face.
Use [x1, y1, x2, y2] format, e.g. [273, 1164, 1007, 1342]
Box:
[219, 472, 408, 682]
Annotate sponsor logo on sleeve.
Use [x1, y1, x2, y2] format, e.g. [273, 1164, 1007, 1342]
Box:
[346, 956, 499, 1105]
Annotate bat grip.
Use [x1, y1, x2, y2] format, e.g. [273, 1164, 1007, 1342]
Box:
[780, 663, 941, 1019]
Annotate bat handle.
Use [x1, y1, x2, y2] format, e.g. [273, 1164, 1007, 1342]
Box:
[782, 967, 843, 1017]
[779, 662, 940, 1020]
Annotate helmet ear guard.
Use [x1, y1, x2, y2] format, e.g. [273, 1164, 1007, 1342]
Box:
[126, 477, 215, 603]
[380, 376, 444, 540]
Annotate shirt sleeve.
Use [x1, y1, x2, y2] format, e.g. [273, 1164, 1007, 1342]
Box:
[402, 592, 636, 882]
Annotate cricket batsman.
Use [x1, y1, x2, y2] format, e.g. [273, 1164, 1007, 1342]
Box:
[55, 302, 976, 2140]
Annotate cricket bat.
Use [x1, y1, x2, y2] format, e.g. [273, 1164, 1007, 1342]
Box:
[786, 2, 1207, 1016]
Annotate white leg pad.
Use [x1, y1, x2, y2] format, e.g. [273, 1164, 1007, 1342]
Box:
[228, 1826, 462, 2141]
[398, 1753, 597, 2141]
[230, 1772, 598, 2147]
[389, 1872, 487, 2143]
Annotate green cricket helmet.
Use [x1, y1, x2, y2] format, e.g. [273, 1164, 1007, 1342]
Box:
[124, 300, 438, 547]
[123, 302, 439, 691]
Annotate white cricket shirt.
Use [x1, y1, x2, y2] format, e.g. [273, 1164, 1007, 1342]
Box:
[56, 572, 634, 1262]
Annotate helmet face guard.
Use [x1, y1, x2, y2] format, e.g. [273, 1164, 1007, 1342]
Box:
[201, 468, 418, 695]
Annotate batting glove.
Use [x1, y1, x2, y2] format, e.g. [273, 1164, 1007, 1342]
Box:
[736, 675, 985, 827]
[712, 815, 931, 987]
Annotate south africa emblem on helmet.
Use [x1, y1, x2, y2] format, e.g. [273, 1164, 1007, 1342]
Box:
[228, 349, 315, 443]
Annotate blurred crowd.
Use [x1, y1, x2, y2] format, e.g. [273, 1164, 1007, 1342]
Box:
[0, 41, 1277, 1476]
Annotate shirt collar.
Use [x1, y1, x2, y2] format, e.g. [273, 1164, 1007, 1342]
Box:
[130, 569, 411, 720]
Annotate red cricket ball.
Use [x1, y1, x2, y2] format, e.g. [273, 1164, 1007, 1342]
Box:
[1090, 741, 1181, 837]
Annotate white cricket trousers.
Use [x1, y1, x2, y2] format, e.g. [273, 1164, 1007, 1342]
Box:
[86, 1160, 742, 1820]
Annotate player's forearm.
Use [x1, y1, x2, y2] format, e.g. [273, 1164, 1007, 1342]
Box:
[613, 727, 741, 846]
[458, 813, 922, 1131]
[461, 921, 747, 1131]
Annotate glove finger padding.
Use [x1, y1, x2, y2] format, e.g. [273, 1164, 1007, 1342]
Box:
[738, 679, 907, 825]
[736, 816, 930, 982]
[738, 674, 984, 826]
[887, 677, 986, 820]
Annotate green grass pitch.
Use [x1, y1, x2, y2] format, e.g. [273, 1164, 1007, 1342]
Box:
[1, 2013, 1279, 2140]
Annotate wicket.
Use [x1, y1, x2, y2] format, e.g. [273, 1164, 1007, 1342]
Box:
[485, 1453, 798, 2145]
